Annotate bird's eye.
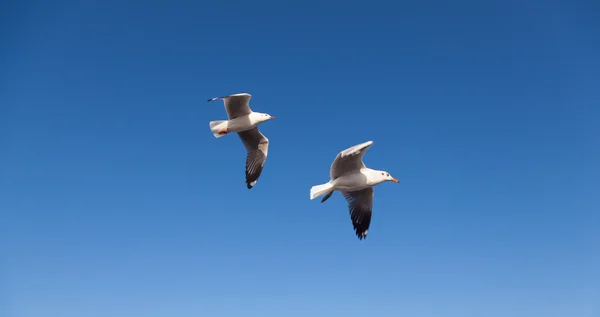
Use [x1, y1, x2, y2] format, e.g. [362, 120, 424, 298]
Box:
[387, 173, 389, 176]
[381, 172, 384, 175]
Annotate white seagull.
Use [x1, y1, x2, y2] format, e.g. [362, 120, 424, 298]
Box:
[309, 141, 399, 240]
[207, 93, 275, 189]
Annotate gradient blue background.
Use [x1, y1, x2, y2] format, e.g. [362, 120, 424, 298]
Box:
[2, 0, 599, 316]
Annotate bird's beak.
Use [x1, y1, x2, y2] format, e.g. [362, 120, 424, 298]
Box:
[391, 178, 399, 183]
[270, 116, 275, 120]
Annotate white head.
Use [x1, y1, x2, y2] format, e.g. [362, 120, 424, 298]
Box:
[252, 112, 275, 123]
[374, 170, 399, 185]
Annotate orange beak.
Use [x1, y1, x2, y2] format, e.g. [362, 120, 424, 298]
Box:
[270, 116, 275, 119]
[391, 178, 399, 183]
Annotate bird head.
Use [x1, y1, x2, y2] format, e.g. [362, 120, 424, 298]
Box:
[379, 171, 399, 183]
[255, 112, 275, 123]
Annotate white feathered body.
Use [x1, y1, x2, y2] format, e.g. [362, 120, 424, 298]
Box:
[209, 112, 269, 138]
[331, 169, 384, 191]
[310, 168, 385, 200]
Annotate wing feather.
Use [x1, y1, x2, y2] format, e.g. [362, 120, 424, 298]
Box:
[238, 128, 269, 189]
[341, 187, 374, 240]
[208, 93, 252, 119]
[329, 141, 373, 179]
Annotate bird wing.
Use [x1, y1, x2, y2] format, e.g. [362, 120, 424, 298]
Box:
[341, 187, 374, 240]
[237, 127, 269, 189]
[207, 93, 252, 119]
[329, 141, 373, 179]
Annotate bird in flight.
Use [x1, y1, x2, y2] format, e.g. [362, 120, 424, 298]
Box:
[310, 141, 399, 240]
[207, 93, 275, 189]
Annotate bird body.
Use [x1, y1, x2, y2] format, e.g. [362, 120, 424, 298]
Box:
[332, 168, 392, 191]
[209, 111, 274, 138]
[310, 141, 399, 239]
[309, 168, 386, 199]
[207, 93, 274, 189]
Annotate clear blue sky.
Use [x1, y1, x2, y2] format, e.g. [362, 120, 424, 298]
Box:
[2, 0, 599, 316]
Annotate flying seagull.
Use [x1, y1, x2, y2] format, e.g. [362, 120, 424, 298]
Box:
[309, 141, 399, 240]
[207, 93, 274, 189]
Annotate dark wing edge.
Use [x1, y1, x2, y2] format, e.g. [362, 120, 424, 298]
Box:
[244, 148, 266, 189]
[321, 191, 334, 203]
[238, 128, 269, 189]
[341, 187, 374, 240]
[207, 93, 251, 102]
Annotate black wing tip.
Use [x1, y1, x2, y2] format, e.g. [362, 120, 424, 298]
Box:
[244, 151, 265, 190]
[245, 173, 260, 189]
[207, 96, 227, 102]
[352, 217, 371, 240]
[320, 191, 334, 203]
[356, 231, 368, 240]
[245, 177, 259, 189]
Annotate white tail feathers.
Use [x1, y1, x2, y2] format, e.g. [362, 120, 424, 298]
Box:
[310, 182, 334, 200]
[209, 120, 228, 138]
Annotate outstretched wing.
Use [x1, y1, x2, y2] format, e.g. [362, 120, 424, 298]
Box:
[237, 127, 269, 189]
[341, 187, 374, 240]
[330, 141, 373, 179]
[207, 93, 252, 119]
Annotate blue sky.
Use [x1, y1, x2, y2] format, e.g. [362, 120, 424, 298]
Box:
[2, 0, 599, 316]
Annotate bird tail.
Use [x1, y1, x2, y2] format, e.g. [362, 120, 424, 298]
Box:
[209, 120, 228, 138]
[310, 182, 334, 200]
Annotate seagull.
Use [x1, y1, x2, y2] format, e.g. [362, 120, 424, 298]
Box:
[309, 141, 399, 240]
[207, 93, 274, 189]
